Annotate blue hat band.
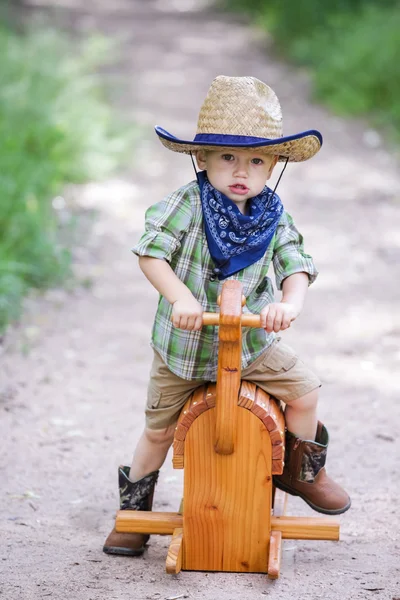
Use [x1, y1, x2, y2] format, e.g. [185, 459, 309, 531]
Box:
[193, 133, 270, 145]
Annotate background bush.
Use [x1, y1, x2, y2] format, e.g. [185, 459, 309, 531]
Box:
[0, 26, 129, 332]
[223, 0, 400, 137]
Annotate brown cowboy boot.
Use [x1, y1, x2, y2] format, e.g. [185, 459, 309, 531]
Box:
[103, 466, 159, 556]
[273, 422, 351, 515]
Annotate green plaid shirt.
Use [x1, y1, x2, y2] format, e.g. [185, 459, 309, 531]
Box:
[132, 180, 318, 381]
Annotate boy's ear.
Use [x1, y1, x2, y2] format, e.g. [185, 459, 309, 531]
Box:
[195, 150, 207, 170]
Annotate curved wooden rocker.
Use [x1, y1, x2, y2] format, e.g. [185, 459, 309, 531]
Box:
[116, 280, 339, 579]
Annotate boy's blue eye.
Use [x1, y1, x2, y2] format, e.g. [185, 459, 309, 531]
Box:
[251, 158, 263, 165]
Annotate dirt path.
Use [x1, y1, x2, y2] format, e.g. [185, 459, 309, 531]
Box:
[1, 2, 400, 599]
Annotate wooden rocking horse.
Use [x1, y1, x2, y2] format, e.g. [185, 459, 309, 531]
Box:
[115, 280, 339, 579]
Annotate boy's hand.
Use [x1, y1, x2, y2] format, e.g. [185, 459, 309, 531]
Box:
[260, 302, 299, 333]
[172, 296, 203, 331]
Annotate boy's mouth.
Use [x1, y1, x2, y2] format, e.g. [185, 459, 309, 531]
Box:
[229, 184, 249, 196]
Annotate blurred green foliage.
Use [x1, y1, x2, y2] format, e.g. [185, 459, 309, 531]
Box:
[223, 0, 400, 136]
[0, 27, 130, 332]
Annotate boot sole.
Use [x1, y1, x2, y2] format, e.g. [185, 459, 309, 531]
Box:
[273, 480, 352, 515]
[103, 545, 145, 557]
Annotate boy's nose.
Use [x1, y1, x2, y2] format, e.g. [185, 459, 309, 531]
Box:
[233, 161, 248, 177]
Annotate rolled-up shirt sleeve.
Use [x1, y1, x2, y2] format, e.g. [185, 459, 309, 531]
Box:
[132, 185, 193, 262]
[272, 211, 318, 290]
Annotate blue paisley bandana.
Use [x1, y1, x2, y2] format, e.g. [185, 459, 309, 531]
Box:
[198, 170, 283, 280]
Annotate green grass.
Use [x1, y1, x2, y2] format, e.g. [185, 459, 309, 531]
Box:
[221, 1, 400, 138]
[0, 27, 130, 333]
[309, 7, 400, 132]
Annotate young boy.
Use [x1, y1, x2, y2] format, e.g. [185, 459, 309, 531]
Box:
[103, 76, 351, 557]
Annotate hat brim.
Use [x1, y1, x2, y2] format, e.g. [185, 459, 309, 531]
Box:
[155, 127, 322, 162]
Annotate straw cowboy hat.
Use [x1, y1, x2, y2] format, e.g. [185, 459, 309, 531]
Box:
[155, 76, 322, 162]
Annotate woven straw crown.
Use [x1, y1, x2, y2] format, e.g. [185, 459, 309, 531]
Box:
[197, 76, 283, 139]
[155, 76, 322, 162]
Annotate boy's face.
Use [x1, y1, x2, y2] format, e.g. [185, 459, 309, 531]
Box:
[196, 149, 278, 207]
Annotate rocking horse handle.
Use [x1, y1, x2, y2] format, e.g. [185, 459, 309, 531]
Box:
[202, 312, 262, 328]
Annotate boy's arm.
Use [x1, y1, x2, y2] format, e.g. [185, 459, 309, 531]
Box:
[260, 272, 309, 333]
[139, 256, 203, 331]
[281, 271, 309, 314]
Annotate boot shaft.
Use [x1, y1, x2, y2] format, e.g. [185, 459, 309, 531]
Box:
[118, 466, 159, 511]
[285, 422, 328, 484]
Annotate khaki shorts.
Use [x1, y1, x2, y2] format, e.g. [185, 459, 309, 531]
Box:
[145, 338, 321, 430]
